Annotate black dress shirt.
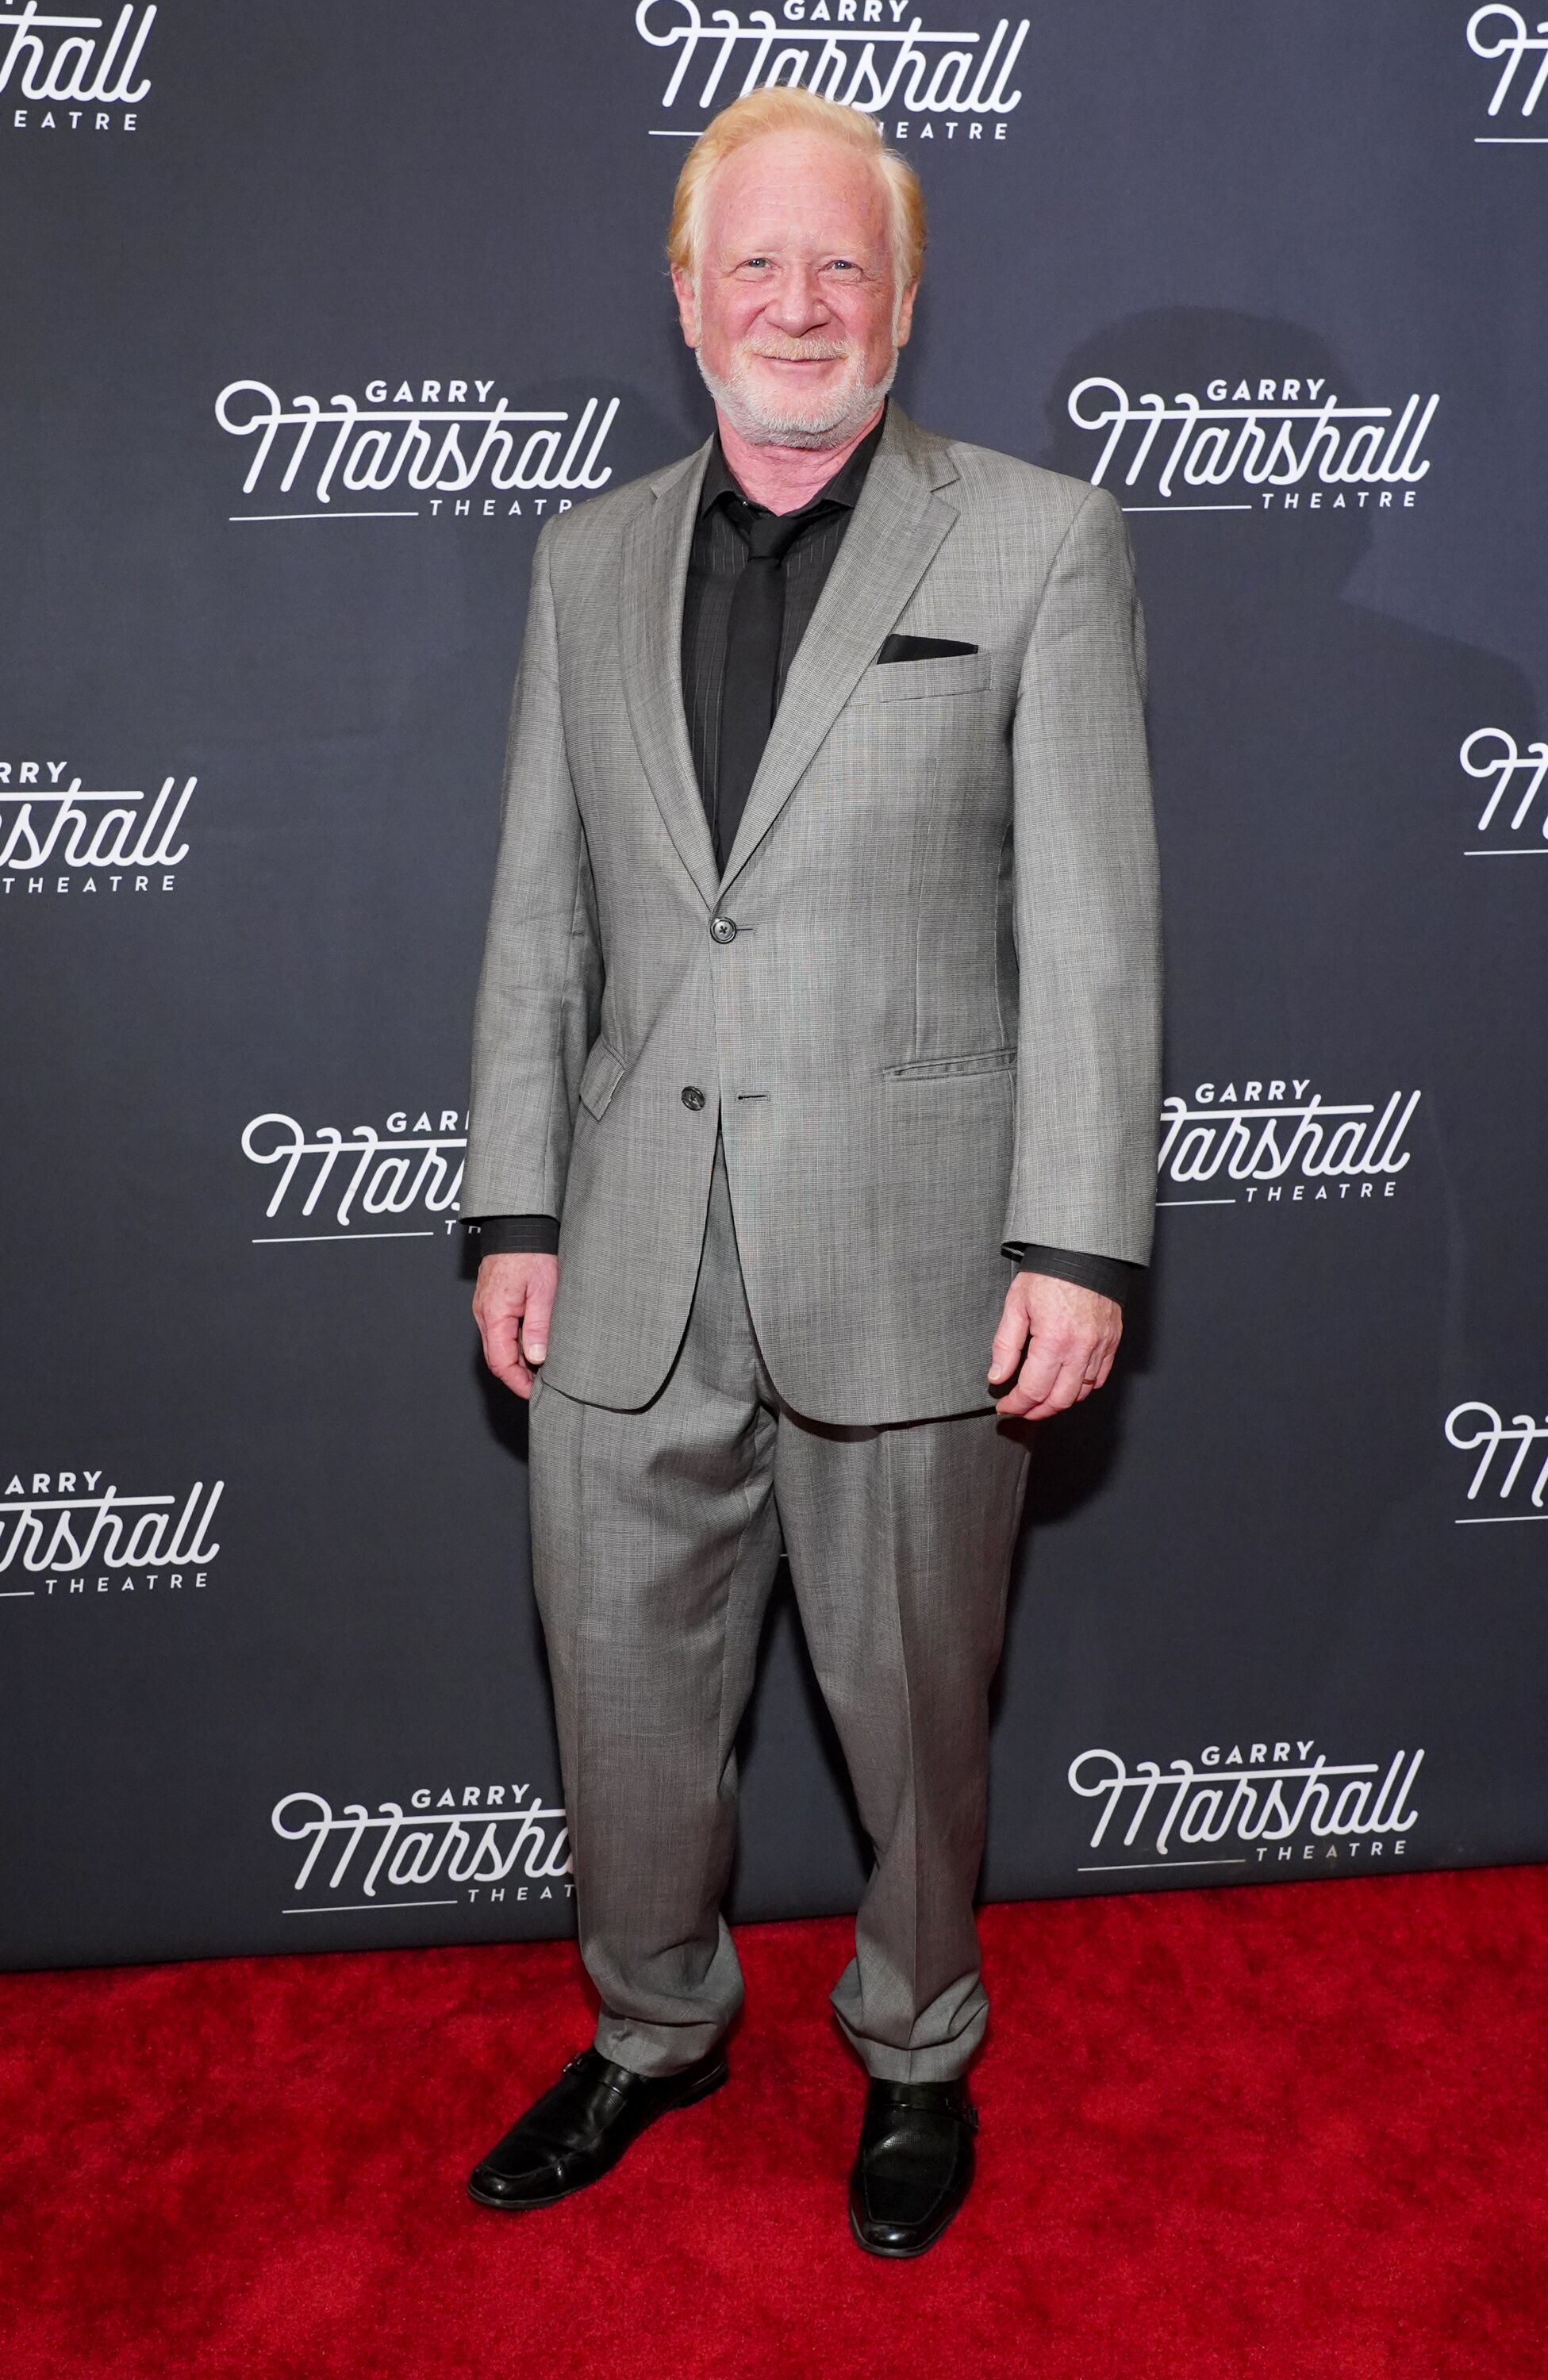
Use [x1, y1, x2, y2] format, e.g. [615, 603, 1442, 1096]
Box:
[468, 404, 1139, 1309]
[682, 406, 886, 865]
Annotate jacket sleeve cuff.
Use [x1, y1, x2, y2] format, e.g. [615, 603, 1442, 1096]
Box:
[1003, 1242, 1140, 1307]
[464, 1213, 559, 1257]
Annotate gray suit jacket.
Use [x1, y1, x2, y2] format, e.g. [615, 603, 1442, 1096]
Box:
[464, 401, 1162, 1424]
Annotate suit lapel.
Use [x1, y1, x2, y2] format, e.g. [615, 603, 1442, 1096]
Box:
[620, 406, 962, 907]
[718, 404, 961, 895]
[619, 436, 720, 912]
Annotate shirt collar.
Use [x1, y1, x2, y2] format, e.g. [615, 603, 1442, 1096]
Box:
[697, 395, 889, 521]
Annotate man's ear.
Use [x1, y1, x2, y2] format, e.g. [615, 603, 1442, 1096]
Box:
[670, 263, 700, 349]
[894, 276, 920, 350]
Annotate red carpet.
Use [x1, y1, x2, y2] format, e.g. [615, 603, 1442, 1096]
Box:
[3, 1868, 1546, 2378]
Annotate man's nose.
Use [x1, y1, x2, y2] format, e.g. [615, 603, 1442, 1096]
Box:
[763, 265, 830, 335]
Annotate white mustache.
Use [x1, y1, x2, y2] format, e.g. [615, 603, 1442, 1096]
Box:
[745, 339, 851, 363]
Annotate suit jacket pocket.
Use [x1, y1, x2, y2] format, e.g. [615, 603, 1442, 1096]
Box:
[883, 1045, 1017, 1081]
[851, 648, 993, 704]
[877, 633, 978, 663]
[577, 1035, 627, 1120]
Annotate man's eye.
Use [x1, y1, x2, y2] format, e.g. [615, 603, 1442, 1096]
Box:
[743, 257, 770, 271]
[827, 259, 857, 273]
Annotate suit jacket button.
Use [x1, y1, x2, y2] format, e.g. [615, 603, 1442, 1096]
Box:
[681, 1085, 706, 1111]
[709, 915, 738, 944]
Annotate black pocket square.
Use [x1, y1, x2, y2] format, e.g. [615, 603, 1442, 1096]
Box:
[876, 634, 979, 664]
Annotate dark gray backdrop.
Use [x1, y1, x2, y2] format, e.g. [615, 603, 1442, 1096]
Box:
[2, 2, 1544, 1970]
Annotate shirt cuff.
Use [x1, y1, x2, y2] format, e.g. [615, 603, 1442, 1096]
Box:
[464, 1214, 559, 1257]
[1004, 1242, 1140, 1308]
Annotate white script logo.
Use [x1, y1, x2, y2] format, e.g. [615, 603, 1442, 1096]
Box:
[1, 760, 194, 895]
[1157, 1080, 1421, 1207]
[217, 381, 619, 520]
[1459, 729, 1548, 855]
[1469, 6, 1548, 123]
[1068, 1741, 1422, 1874]
[0, 1468, 223, 1602]
[4, 2, 152, 129]
[1068, 375, 1438, 511]
[1446, 1403, 1548, 1522]
[274, 1785, 572, 1917]
[637, 1, 1027, 133]
[242, 1109, 466, 1243]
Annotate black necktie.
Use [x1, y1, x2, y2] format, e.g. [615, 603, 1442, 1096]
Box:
[713, 502, 809, 870]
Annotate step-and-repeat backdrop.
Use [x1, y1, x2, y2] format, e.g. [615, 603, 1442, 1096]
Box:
[2, 3, 1545, 1970]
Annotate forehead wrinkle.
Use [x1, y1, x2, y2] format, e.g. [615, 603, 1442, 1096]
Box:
[702, 138, 892, 272]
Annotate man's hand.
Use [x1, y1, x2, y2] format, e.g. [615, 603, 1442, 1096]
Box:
[987, 1271, 1122, 1420]
[472, 1252, 559, 1401]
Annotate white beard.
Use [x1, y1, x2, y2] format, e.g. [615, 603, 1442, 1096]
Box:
[694, 336, 899, 451]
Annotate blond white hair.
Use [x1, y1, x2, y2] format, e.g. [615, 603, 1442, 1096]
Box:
[666, 86, 926, 292]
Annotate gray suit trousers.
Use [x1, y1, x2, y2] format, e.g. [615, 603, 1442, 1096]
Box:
[528, 1130, 1033, 2083]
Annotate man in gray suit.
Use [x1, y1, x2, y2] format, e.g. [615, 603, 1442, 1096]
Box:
[462, 85, 1160, 2255]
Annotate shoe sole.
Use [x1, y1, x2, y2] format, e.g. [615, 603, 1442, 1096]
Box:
[466, 2056, 729, 2213]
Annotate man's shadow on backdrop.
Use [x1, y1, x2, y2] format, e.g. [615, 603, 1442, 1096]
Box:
[1015, 305, 1532, 1506]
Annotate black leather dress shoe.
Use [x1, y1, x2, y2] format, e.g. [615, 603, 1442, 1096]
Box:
[848, 2077, 979, 2257]
[467, 2044, 728, 2211]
